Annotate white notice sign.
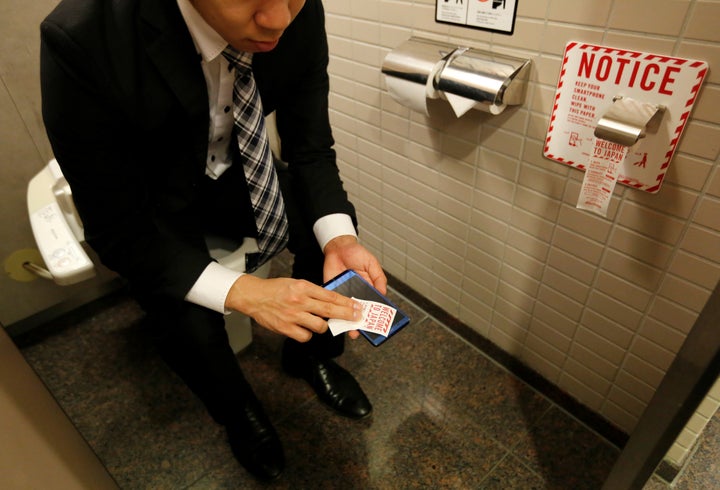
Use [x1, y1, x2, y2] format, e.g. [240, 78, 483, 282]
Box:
[544, 42, 708, 193]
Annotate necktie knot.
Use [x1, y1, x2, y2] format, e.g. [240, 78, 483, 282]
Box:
[222, 46, 253, 74]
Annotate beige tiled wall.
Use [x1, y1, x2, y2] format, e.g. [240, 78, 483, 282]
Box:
[324, 0, 720, 458]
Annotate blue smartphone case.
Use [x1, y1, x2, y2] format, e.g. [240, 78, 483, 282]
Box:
[323, 269, 411, 346]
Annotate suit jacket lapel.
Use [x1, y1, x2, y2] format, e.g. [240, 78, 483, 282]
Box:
[139, 0, 207, 119]
[138, 0, 209, 169]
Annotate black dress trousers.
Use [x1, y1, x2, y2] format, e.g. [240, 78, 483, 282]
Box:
[139, 156, 344, 427]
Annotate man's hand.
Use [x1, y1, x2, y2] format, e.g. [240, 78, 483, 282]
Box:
[224, 235, 385, 343]
[322, 235, 387, 292]
[225, 275, 363, 342]
[322, 235, 387, 339]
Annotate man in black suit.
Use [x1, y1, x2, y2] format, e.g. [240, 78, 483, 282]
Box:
[40, 0, 386, 481]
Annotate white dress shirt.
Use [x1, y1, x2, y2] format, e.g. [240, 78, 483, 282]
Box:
[176, 0, 356, 314]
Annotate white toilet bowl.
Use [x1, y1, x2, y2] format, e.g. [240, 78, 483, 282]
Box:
[27, 159, 264, 353]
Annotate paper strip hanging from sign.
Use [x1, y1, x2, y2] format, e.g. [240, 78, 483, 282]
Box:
[576, 95, 665, 217]
[576, 138, 628, 217]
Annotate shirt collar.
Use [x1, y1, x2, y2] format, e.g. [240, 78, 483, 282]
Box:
[176, 0, 227, 62]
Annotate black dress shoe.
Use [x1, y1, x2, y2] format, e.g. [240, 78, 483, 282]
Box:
[282, 354, 372, 419]
[226, 395, 284, 481]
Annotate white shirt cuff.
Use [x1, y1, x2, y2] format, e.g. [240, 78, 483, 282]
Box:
[184, 261, 243, 314]
[185, 213, 354, 313]
[313, 213, 357, 251]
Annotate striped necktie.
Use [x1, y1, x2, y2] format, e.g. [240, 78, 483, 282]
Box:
[222, 46, 289, 272]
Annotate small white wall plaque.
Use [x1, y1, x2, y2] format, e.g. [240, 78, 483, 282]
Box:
[436, 0, 518, 35]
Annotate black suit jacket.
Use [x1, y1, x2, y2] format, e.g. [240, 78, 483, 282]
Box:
[40, 0, 355, 301]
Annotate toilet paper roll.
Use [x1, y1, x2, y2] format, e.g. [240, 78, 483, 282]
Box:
[576, 137, 629, 217]
[425, 60, 445, 100]
[476, 101, 507, 115]
[385, 76, 430, 115]
[385, 60, 445, 116]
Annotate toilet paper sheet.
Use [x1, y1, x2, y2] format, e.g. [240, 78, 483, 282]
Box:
[445, 93, 506, 117]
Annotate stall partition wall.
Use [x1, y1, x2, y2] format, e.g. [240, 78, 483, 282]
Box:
[603, 278, 720, 489]
[323, 0, 720, 469]
[0, 0, 119, 333]
[0, 324, 118, 489]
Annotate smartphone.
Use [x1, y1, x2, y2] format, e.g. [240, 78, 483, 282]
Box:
[323, 269, 410, 346]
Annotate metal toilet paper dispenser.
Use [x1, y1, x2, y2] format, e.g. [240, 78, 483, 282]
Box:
[594, 95, 665, 147]
[381, 37, 531, 116]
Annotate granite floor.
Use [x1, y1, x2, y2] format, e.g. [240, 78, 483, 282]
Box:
[15, 251, 719, 489]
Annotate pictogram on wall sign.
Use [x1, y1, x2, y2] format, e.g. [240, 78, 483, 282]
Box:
[436, 0, 518, 35]
[544, 41, 708, 194]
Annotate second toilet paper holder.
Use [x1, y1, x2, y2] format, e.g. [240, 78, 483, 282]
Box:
[594, 96, 666, 147]
[381, 37, 531, 115]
